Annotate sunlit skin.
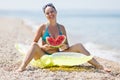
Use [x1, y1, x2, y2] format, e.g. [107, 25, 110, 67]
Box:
[16, 4, 111, 72]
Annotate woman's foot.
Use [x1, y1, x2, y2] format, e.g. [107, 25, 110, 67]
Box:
[97, 65, 111, 72]
[16, 64, 26, 72]
[16, 67, 26, 72]
[103, 67, 111, 72]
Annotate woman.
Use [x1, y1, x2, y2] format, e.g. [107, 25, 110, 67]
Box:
[17, 3, 110, 72]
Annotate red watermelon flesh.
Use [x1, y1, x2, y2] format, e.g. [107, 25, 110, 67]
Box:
[46, 35, 66, 48]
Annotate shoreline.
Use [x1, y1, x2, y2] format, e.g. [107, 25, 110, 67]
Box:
[0, 17, 120, 80]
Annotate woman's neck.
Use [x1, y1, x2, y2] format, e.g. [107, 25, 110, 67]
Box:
[48, 21, 57, 27]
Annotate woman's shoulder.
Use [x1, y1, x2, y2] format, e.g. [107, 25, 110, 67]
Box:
[58, 23, 65, 29]
[39, 23, 46, 28]
[58, 23, 66, 31]
[38, 23, 47, 30]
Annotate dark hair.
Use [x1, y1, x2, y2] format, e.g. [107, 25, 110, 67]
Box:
[43, 3, 57, 13]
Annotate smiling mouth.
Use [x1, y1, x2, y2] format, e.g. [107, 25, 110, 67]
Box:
[49, 16, 54, 19]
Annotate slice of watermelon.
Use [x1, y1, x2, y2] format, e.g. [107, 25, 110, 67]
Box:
[46, 35, 66, 48]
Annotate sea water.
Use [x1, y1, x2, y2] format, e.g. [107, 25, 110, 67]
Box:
[0, 10, 120, 63]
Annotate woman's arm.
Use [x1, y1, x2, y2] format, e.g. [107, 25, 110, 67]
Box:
[33, 24, 44, 43]
[59, 25, 69, 50]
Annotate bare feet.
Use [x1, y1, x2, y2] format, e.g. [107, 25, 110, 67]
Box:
[16, 68, 26, 72]
[97, 65, 111, 72]
[16, 62, 27, 72]
[103, 67, 111, 72]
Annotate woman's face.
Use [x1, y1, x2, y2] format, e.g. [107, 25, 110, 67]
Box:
[44, 6, 57, 20]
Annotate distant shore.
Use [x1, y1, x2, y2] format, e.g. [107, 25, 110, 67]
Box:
[0, 17, 120, 80]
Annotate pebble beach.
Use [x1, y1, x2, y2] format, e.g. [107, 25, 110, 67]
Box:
[0, 17, 120, 80]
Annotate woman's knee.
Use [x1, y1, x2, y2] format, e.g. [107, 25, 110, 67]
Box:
[31, 42, 39, 47]
[75, 43, 83, 47]
[67, 43, 83, 52]
[74, 43, 85, 51]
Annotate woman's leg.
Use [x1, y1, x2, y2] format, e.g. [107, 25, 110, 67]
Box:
[17, 42, 45, 72]
[64, 43, 110, 71]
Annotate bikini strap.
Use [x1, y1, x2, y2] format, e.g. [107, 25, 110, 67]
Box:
[57, 24, 63, 35]
[42, 24, 50, 42]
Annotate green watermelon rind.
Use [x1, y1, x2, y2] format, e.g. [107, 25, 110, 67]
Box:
[46, 35, 66, 48]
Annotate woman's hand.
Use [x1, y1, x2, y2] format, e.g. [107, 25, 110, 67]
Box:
[59, 44, 69, 51]
[41, 44, 53, 51]
[41, 44, 59, 53]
